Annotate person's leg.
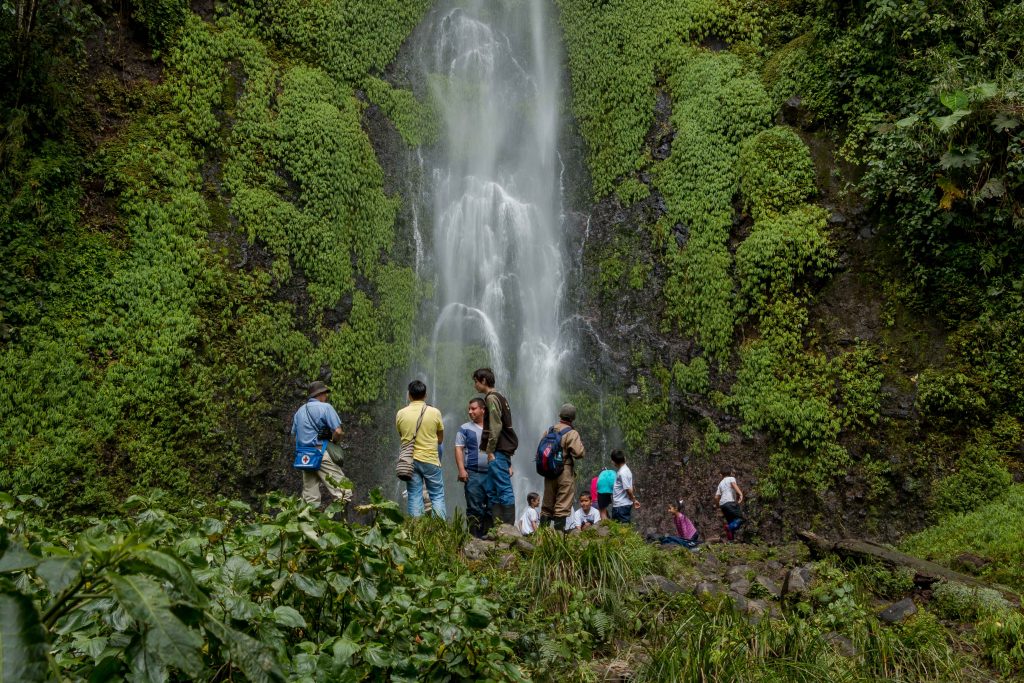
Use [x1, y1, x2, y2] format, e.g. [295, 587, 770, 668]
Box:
[541, 478, 557, 522]
[301, 469, 322, 506]
[553, 465, 575, 518]
[465, 471, 488, 536]
[611, 505, 633, 524]
[660, 535, 687, 546]
[489, 452, 515, 525]
[419, 460, 447, 520]
[406, 467, 425, 517]
[318, 447, 351, 506]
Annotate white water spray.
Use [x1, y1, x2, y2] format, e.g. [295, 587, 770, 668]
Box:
[414, 0, 568, 513]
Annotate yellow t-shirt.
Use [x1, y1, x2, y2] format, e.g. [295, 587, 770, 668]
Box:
[395, 401, 444, 466]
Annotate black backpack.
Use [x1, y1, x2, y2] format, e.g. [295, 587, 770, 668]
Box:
[535, 426, 573, 479]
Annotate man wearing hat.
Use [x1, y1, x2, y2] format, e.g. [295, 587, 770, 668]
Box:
[292, 381, 352, 508]
[540, 402, 585, 531]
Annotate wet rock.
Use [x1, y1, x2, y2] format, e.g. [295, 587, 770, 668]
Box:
[824, 631, 858, 657]
[698, 555, 722, 575]
[640, 575, 687, 595]
[694, 581, 722, 597]
[828, 210, 848, 225]
[754, 575, 781, 599]
[728, 592, 748, 613]
[463, 538, 493, 562]
[878, 598, 917, 624]
[499, 553, 516, 569]
[594, 524, 611, 537]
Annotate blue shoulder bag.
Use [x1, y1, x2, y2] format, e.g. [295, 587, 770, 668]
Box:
[293, 404, 327, 470]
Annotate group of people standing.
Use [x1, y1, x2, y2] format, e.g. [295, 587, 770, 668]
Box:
[291, 375, 745, 542]
[393, 368, 519, 532]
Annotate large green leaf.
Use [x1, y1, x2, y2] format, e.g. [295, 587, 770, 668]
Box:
[0, 590, 55, 683]
[0, 543, 39, 575]
[122, 550, 207, 606]
[106, 574, 203, 678]
[203, 617, 285, 683]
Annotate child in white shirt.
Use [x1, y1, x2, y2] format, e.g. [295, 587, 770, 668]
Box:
[566, 493, 601, 532]
[518, 492, 541, 535]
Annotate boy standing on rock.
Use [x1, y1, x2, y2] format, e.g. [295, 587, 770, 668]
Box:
[715, 465, 745, 541]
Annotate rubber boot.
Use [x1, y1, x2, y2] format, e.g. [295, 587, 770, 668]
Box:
[492, 503, 515, 527]
[553, 516, 568, 533]
[538, 514, 552, 528]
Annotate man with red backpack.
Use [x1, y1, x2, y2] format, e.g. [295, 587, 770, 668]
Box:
[536, 403, 585, 530]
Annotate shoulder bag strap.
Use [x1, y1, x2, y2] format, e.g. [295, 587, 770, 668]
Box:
[410, 404, 428, 441]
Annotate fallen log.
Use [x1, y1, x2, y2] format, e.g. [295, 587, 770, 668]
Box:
[797, 530, 1020, 605]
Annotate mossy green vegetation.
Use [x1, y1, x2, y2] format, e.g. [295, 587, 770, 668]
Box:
[560, 0, 1022, 518]
[0, 1, 430, 512]
[4, 492, 1018, 682]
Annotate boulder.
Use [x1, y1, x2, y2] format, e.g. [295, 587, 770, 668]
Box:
[694, 582, 722, 598]
[782, 566, 811, 598]
[462, 538, 494, 562]
[878, 598, 917, 624]
[499, 553, 517, 569]
[754, 575, 781, 599]
[493, 524, 522, 540]
[729, 578, 751, 597]
[515, 537, 535, 554]
[640, 575, 687, 595]
[824, 631, 857, 658]
[725, 565, 750, 582]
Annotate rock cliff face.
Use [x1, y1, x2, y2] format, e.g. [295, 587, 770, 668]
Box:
[556, 91, 942, 543]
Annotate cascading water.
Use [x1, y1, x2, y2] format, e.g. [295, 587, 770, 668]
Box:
[411, 0, 569, 515]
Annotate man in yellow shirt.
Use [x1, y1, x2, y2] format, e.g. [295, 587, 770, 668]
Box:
[395, 380, 446, 519]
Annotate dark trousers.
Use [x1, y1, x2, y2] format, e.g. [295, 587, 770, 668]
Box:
[610, 505, 633, 523]
[464, 470, 490, 535]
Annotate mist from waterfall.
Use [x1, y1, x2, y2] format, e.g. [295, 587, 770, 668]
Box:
[412, 0, 568, 515]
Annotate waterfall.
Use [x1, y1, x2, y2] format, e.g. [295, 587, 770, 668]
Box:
[412, 0, 568, 515]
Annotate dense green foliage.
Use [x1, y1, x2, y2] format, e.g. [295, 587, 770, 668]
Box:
[559, 0, 1023, 515]
[1, 1, 430, 512]
[4, 493, 1020, 681]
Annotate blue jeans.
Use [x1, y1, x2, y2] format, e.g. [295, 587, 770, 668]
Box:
[486, 451, 515, 506]
[610, 504, 633, 524]
[407, 460, 447, 520]
[464, 470, 490, 525]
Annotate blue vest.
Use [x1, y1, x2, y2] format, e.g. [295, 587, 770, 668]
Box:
[459, 424, 487, 473]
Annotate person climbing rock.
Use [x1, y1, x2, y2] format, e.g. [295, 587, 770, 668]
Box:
[715, 465, 745, 541]
[473, 368, 519, 526]
[539, 402, 585, 530]
[292, 381, 351, 509]
[396, 380, 446, 519]
[455, 397, 491, 537]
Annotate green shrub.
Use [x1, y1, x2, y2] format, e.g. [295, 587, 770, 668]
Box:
[931, 581, 1011, 621]
[735, 205, 835, 314]
[902, 485, 1024, 590]
[932, 438, 1012, 516]
[737, 126, 817, 220]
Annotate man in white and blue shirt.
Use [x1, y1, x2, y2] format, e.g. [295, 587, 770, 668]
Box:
[455, 398, 490, 537]
[291, 381, 350, 508]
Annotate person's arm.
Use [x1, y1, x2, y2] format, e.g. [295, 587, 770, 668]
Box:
[565, 429, 585, 459]
[324, 406, 344, 443]
[484, 394, 501, 456]
[455, 445, 468, 482]
[626, 487, 640, 508]
[530, 512, 539, 532]
[714, 485, 722, 504]
[731, 480, 743, 504]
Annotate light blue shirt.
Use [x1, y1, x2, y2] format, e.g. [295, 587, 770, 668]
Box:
[291, 399, 341, 448]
